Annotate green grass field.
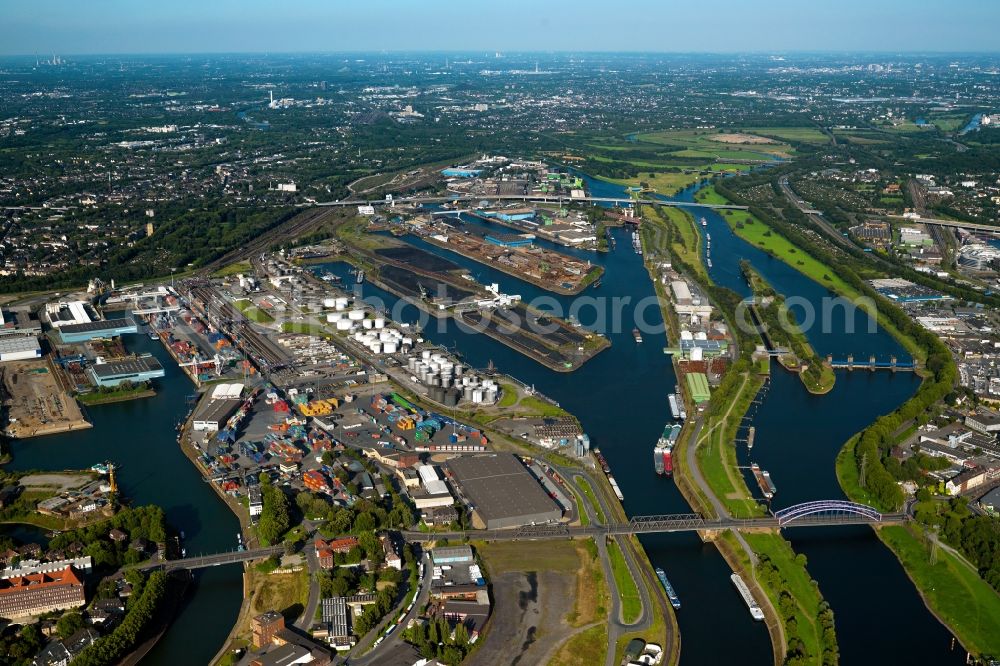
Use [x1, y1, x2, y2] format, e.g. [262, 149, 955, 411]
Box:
[234, 299, 275, 323]
[576, 477, 606, 524]
[741, 127, 830, 145]
[606, 538, 642, 624]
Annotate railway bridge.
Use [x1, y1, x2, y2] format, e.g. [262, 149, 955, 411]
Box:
[132, 502, 901, 571]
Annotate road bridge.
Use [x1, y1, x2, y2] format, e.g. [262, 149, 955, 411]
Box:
[133, 545, 285, 572]
[308, 193, 749, 211]
[888, 215, 1000, 235]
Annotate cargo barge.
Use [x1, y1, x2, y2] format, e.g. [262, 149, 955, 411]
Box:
[731, 574, 765, 621]
[668, 393, 686, 421]
[750, 463, 776, 499]
[592, 448, 624, 501]
[656, 567, 681, 610]
[654, 424, 678, 477]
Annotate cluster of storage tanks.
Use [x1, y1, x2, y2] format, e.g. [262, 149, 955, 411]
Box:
[324, 298, 415, 355]
[406, 350, 499, 405]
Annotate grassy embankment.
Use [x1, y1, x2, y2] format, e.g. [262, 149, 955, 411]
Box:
[76, 384, 156, 405]
[611, 534, 675, 666]
[743, 263, 835, 394]
[836, 436, 1000, 657]
[606, 538, 642, 624]
[695, 371, 767, 518]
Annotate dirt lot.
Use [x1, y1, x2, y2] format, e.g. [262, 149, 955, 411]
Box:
[2, 359, 90, 438]
[709, 132, 777, 144]
[467, 570, 576, 666]
[469, 540, 605, 666]
[19, 472, 94, 491]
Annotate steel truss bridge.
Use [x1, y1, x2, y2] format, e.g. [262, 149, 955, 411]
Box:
[132, 502, 900, 571]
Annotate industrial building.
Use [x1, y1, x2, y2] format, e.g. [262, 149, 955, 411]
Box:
[685, 372, 711, 404]
[87, 355, 164, 387]
[57, 317, 139, 344]
[446, 454, 562, 529]
[192, 396, 242, 432]
[0, 335, 41, 362]
[485, 233, 534, 248]
[441, 168, 482, 178]
[958, 243, 1000, 270]
[320, 597, 350, 648]
[0, 307, 41, 336]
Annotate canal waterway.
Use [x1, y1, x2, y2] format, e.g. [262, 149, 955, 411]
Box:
[1, 171, 967, 664]
[678, 182, 962, 664]
[6, 329, 242, 666]
[350, 173, 965, 664]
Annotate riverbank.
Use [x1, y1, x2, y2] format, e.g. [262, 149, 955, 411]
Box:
[118, 570, 193, 666]
[836, 435, 1000, 657]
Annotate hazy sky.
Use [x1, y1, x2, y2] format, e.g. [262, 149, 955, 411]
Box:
[3, 0, 999, 55]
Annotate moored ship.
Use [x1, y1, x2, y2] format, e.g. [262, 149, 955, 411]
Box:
[731, 574, 765, 620]
[656, 567, 681, 609]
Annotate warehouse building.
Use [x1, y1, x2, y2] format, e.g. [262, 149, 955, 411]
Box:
[87, 355, 164, 387]
[192, 395, 242, 432]
[685, 372, 711, 404]
[57, 318, 139, 344]
[446, 453, 562, 529]
[0, 335, 41, 362]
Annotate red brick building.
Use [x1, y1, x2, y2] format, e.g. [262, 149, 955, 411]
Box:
[314, 537, 359, 569]
[0, 566, 85, 619]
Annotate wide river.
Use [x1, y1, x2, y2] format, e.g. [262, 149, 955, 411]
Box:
[5, 177, 965, 664]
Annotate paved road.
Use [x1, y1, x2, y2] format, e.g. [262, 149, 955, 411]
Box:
[295, 544, 322, 631]
[341, 552, 432, 666]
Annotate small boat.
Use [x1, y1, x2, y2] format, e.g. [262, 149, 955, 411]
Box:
[593, 278, 602, 289]
[633, 328, 643, 343]
[700, 217, 707, 227]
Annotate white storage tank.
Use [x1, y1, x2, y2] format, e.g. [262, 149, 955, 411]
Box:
[421, 350, 432, 360]
[335, 297, 350, 310]
[369, 341, 382, 354]
[402, 337, 414, 346]
[362, 319, 375, 329]
[336, 320, 352, 331]
[472, 389, 484, 403]
[374, 317, 386, 329]
[383, 341, 397, 354]
[379, 331, 394, 342]
[326, 313, 340, 323]
[348, 310, 365, 321]
[323, 298, 337, 308]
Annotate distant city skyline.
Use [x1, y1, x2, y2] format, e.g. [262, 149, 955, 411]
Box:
[3, 0, 1000, 56]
